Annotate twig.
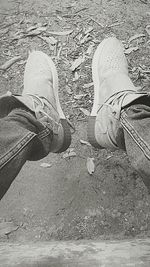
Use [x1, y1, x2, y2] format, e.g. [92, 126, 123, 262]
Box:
[106, 22, 124, 28]
[0, 56, 22, 71]
[1, 21, 16, 29]
[139, 0, 148, 3]
[75, 7, 88, 14]
[89, 17, 104, 28]
[66, 119, 76, 133]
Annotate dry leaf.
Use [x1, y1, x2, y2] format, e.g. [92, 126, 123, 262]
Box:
[40, 163, 52, 168]
[79, 107, 90, 116]
[0, 28, 9, 36]
[85, 26, 94, 35]
[80, 139, 91, 146]
[0, 222, 19, 236]
[124, 46, 139, 55]
[146, 25, 150, 35]
[70, 56, 85, 71]
[56, 15, 63, 21]
[128, 33, 145, 43]
[73, 71, 80, 81]
[69, 151, 76, 157]
[26, 25, 38, 32]
[66, 85, 72, 95]
[11, 31, 24, 41]
[107, 21, 124, 28]
[66, 2, 76, 8]
[80, 34, 91, 44]
[86, 44, 95, 55]
[0, 56, 22, 71]
[83, 82, 93, 88]
[26, 27, 47, 36]
[48, 30, 73, 36]
[63, 151, 76, 158]
[40, 36, 57, 45]
[87, 157, 95, 175]
[74, 94, 85, 100]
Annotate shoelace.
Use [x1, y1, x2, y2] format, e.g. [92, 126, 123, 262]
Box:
[26, 93, 59, 127]
[97, 90, 147, 120]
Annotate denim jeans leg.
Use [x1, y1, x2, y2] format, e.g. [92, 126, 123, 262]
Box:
[120, 100, 150, 190]
[0, 108, 53, 200]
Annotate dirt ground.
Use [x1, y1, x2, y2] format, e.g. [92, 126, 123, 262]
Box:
[0, 0, 150, 243]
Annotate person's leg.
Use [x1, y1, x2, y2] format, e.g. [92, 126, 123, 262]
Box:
[120, 99, 150, 190]
[0, 104, 51, 200]
[87, 37, 147, 150]
[0, 51, 71, 200]
[88, 37, 150, 189]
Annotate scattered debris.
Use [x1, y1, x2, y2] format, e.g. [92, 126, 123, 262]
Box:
[87, 157, 95, 175]
[90, 17, 104, 28]
[26, 25, 38, 32]
[0, 28, 9, 36]
[65, 2, 76, 8]
[74, 94, 86, 100]
[11, 31, 24, 41]
[63, 148, 77, 159]
[57, 45, 62, 60]
[70, 55, 85, 71]
[86, 44, 95, 55]
[80, 139, 91, 146]
[80, 34, 92, 44]
[66, 118, 76, 133]
[39, 36, 58, 51]
[124, 46, 139, 55]
[106, 155, 113, 160]
[140, 0, 148, 3]
[145, 25, 150, 35]
[0, 56, 22, 71]
[85, 26, 94, 35]
[107, 21, 124, 28]
[40, 36, 57, 45]
[83, 82, 93, 89]
[56, 15, 63, 21]
[48, 30, 73, 36]
[73, 71, 80, 81]
[66, 85, 72, 95]
[74, 7, 88, 14]
[79, 107, 90, 116]
[40, 163, 52, 168]
[128, 33, 145, 43]
[0, 221, 19, 237]
[26, 26, 47, 36]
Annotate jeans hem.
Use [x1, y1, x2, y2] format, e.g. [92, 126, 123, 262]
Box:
[121, 110, 150, 160]
[0, 132, 36, 169]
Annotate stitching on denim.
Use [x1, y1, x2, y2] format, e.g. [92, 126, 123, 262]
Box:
[0, 132, 36, 169]
[121, 111, 150, 160]
[37, 127, 52, 140]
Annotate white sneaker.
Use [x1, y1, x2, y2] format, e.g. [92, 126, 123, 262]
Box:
[13, 51, 71, 153]
[88, 37, 146, 148]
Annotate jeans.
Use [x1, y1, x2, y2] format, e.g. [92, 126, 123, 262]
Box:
[120, 96, 150, 190]
[1, 95, 150, 200]
[0, 97, 53, 200]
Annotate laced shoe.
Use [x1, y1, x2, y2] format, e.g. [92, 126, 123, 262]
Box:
[13, 51, 71, 153]
[87, 37, 146, 148]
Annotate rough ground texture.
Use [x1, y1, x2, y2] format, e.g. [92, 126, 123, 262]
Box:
[0, 0, 150, 243]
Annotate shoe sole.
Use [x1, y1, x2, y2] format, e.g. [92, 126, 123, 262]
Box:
[47, 56, 71, 153]
[87, 38, 110, 149]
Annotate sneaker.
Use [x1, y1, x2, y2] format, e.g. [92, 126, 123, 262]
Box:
[87, 37, 146, 148]
[13, 51, 71, 153]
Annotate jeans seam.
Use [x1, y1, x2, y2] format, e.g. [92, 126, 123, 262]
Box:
[37, 127, 52, 140]
[0, 132, 36, 169]
[121, 111, 150, 160]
